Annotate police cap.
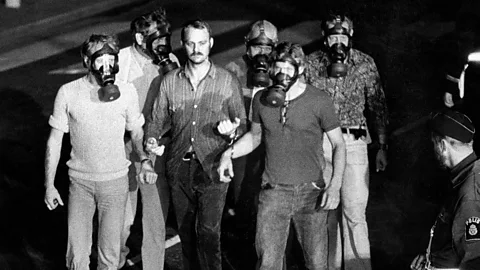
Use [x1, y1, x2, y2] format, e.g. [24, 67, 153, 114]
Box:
[429, 109, 475, 143]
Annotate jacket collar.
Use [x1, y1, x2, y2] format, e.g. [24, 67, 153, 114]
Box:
[451, 152, 478, 188]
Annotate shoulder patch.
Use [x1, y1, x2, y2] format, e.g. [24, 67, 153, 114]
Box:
[466, 217, 480, 241]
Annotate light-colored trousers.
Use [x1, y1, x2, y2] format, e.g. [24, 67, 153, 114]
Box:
[66, 176, 128, 270]
[120, 140, 170, 270]
[323, 134, 372, 270]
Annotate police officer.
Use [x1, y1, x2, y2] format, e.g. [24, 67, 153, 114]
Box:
[410, 109, 480, 270]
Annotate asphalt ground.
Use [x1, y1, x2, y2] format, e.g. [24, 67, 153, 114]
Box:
[1, 0, 478, 269]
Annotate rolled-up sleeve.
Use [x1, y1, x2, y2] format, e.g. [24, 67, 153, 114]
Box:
[145, 77, 170, 140]
[125, 86, 145, 131]
[228, 75, 247, 135]
[48, 87, 69, 133]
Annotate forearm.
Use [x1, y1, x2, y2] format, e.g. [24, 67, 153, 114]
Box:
[44, 134, 63, 189]
[131, 128, 149, 161]
[224, 131, 261, 159]
[329, 142, 346, 190]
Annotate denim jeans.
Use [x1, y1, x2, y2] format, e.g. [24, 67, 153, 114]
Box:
[323, 134, 371, 270]
[120, 140, 170, 270]
[66, 176, 128, 270]
[255, 182, 328, 270]
[170, 159, 229, 270]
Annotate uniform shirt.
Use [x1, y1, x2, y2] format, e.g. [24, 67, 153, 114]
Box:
[145, 61, 246, 184]
[304, 48, 388, 136]
[48, 76, 144, 181]
[252, 84, 339, 186]
[430, 153, 480, 269]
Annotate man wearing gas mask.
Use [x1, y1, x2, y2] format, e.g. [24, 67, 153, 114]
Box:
[44, 34, 157, 270]
[144, 19, 246, 270]
[218, 42, 346, 270]
[116, 8, 179, 270]
[223, 19, 278, 238]
[305, 13, 389, 270]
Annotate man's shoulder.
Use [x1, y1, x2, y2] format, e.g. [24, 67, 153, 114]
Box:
[306, 50, 327, 64]
[458, 161, 480, 200]
[213, 63, 239, 80]
[350, 48, 376, 66]
[60, 77, 86, 92]
[304, 84, 332, 101]
[225, 57, 247, 77]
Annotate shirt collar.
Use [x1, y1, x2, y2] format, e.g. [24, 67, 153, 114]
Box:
[178, 60, 216, 80]
[451, 152, 478, 188]
[131, 46, 152, 67]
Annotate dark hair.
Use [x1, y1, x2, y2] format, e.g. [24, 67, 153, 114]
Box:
[321, 12, 354, 32]
[130, 8, 170, 37]
[180, 19, 212, 42]
[272, 41, 305, 68]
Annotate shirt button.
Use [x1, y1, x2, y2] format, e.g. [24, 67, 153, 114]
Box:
[193, 105, 198, 109]
[191, 138, 194, 142]
[192, 121, 196, 125]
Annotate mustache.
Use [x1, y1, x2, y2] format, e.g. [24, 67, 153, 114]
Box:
[190, 52, 204, 57]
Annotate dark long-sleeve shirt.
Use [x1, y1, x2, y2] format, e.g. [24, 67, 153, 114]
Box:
[430, 153, 480, 269]
[145, 61, 246, 184]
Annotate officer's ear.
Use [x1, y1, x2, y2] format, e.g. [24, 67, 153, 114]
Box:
[349, 29, 354, 37]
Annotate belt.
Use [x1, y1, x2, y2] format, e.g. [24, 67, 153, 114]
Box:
[341, 127, 366, 139]
[182, 151, 198, 161]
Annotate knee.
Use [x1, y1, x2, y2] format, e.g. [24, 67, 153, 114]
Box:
[342, 205, 367, 224]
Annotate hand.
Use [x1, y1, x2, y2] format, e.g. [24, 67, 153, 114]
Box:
[145, 137, 165, 156]
[137, 160, 158, 184]
[44, 186, 64, 210]
[217, 152, 233, 183]
[376, 149, 388, 172]
[443, 92, 454, 108]
[217, 117, 240, 137]
[410, 254, 426, 270]
[316, 184, 340, 210]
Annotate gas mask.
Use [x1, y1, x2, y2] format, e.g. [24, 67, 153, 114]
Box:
[263, 56, 299, 107]
[89, 44, 120, 102]
[250, 54, 271, 87]
[146, 25, 179, 75]
[324, 16, 352, 78]
[327, 40, 349, 77]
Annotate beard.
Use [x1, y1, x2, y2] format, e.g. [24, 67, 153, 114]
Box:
[433, 148, 448, 170]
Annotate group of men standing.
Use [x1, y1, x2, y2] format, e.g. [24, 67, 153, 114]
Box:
[42, 6, 395, 270]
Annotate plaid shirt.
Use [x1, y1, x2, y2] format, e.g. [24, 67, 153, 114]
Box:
[145, 61, 246, 183]
[304, 48, 388, 136]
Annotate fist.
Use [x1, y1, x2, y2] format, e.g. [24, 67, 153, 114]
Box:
[218, 117, 240, 136]
[145, 137, 164, 156]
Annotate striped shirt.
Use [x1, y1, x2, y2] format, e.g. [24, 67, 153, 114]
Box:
[145, 61, 246, 184]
